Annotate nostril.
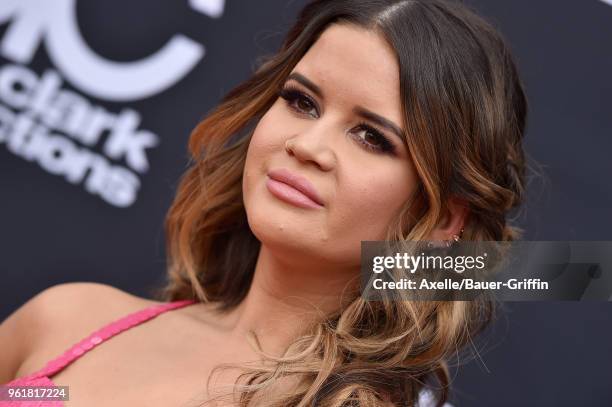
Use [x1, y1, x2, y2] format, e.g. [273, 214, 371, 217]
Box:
[285, 139, 295, 155]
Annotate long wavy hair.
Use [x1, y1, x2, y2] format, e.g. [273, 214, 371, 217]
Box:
[154, 0, 528, 405]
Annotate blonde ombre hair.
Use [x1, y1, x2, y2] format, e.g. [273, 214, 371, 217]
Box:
[155, 0, 528, 405]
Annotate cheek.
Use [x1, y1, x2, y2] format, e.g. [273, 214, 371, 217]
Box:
[243, 109, 283, 196]
[248, 118, 280, 166]
[331, 162, 417, 240]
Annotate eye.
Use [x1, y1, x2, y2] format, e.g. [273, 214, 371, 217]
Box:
[351, 122, 397, 155]
[278, 85, 319, 117]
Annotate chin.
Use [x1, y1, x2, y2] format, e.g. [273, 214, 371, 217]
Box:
[247, 205, 321, 251]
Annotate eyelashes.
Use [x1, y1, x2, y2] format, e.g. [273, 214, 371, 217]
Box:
[278, 86, 318, 117]
[277, 85, 397, 156]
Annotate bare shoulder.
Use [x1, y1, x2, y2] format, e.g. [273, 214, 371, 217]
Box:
[0, 282, 160, 381]
[23, 282, 158, 336]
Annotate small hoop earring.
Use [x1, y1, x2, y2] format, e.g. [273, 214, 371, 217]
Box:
[426, 228, 465, 249]
[447, 227, 465, 247]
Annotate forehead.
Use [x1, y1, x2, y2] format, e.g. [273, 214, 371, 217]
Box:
[292, 23, 402, 118]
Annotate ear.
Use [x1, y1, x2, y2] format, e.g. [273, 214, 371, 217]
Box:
[427, 196, 469, 241]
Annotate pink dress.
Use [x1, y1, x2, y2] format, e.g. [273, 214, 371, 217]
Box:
[0, 299, 197, 406]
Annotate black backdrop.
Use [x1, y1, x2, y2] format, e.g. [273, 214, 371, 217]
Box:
[1, 1, 611, 406]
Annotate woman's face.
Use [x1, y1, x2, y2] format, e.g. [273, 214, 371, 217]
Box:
[243, 23, 419, 269]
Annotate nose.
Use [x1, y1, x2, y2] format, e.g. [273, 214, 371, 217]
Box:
[284, 121, 336, 171]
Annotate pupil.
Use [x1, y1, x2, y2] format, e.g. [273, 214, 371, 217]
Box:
[366, 132, 379, 145]
[298, 99, 310, 110]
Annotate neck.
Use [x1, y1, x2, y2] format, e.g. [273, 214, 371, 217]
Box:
[213, 244, 359, 356]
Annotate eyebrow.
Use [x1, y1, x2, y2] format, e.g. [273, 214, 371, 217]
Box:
[285, 72, 407, 143]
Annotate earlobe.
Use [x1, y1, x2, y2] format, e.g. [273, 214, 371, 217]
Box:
[428, 196, 469, 241]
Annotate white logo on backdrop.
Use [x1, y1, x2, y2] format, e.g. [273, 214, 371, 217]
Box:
[0, 0, 225, 207]
[0, 0, 225, 101]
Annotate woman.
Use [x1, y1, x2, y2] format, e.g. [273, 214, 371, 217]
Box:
[1, 0, 527, 405]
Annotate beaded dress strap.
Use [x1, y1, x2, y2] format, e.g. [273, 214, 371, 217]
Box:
[27, 299, 197, 379]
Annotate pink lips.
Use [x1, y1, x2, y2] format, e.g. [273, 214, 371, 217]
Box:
[266, 168, 324, 209]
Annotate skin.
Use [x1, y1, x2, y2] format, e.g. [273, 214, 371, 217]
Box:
[4, 23, 467, 405]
